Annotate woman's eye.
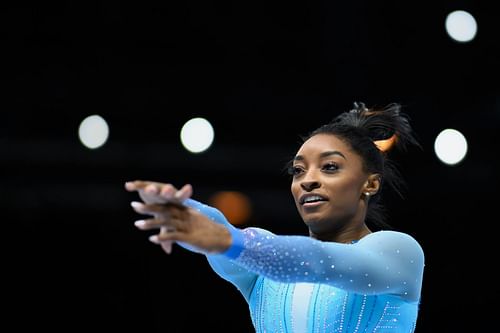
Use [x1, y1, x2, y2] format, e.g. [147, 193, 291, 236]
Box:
[323, 162, 339, 172]
[288, 166, 304, 176]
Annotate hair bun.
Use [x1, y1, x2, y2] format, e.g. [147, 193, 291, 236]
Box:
[374, 134, 398, 153]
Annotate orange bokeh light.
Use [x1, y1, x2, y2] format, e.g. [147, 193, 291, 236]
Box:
[208, 191, 252, 226]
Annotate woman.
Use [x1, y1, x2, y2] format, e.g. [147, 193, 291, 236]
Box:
[126, 102, 425, 332]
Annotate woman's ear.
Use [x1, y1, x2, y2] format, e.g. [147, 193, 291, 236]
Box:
[363, 174, 381, 196]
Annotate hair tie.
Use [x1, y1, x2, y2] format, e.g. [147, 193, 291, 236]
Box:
[374, 134, 397, 152]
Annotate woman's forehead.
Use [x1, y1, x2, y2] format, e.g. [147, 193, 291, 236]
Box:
[298, 134, 351, 155]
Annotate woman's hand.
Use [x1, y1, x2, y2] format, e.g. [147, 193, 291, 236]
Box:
[125, 180, 232, 255]
[125, 180, 192, 253]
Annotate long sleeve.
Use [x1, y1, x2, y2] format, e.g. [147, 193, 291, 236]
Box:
[178, 198, 258, 301]
[225, 227, 425, 302]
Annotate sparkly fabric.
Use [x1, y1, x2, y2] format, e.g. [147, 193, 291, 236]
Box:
[182, 199, 425, 332]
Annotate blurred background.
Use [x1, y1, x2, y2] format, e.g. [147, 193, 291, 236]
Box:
[2, 1, 499, 332]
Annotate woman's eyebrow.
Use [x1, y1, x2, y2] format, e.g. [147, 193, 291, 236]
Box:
[294, 150, 346, 161]
[320, 150, 346, 160]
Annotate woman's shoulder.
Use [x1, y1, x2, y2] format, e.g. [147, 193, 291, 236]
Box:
[365, 229, 419, 241]
[360, 230, 424, 258]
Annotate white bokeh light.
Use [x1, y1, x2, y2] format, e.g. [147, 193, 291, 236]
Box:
[78, 115, 109, 149]
[180, 117, 214, 153]
[434, 128, 468, 165]
[445, 10, 477, 43]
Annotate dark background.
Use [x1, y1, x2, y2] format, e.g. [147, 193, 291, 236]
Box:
[2, 1, 499, 332]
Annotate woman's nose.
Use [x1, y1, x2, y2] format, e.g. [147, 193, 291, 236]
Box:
[300, 180, 320, 191]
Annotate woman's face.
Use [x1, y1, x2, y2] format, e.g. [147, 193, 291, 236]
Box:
[290, 133, 370, 234]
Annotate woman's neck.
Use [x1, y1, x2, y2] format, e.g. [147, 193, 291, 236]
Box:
[309, 223, 372, 243]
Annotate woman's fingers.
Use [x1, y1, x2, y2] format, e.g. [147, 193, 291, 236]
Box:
[158, 184, 177, 199]
[140, 183, 175, 204]
[144, 183, 191, 201]
[133, 216, 182, 231]
[149, 231, 186, 250]
[173, 184, 193, 201]
[138, 189, 166, 204]
[136, 222, 179, 254]
[134, 218, 162, 230]
[125, 181, 164, 204]
[125, 180, 158, 192]
[131, 201, 188, 229]
[125, 180, 178, 194]
[126, 180, 192, 205]
[131, 201, 169, 217]
[159, 240, 174, 254]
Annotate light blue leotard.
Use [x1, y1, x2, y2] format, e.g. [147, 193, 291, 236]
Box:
[182, 199, 425, 333]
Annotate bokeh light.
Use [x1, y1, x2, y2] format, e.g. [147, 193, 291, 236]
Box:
[445, 10, 477, 43]
[209, 191, 252, 225]
[78, 115, 109, 149]
[434, 128, 468, 165]
[180, 117, 215, 153]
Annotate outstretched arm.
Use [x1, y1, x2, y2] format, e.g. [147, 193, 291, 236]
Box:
[126, 181, 424, 302]
[225, 227, 425, 302]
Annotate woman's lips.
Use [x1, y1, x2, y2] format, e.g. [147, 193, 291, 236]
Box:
[302, 201, 327, 209]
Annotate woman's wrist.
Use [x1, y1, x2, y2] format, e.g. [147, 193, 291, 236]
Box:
[221, 225, 245, 259]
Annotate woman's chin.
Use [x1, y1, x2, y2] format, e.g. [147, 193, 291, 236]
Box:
[303, 216, 326, 229]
